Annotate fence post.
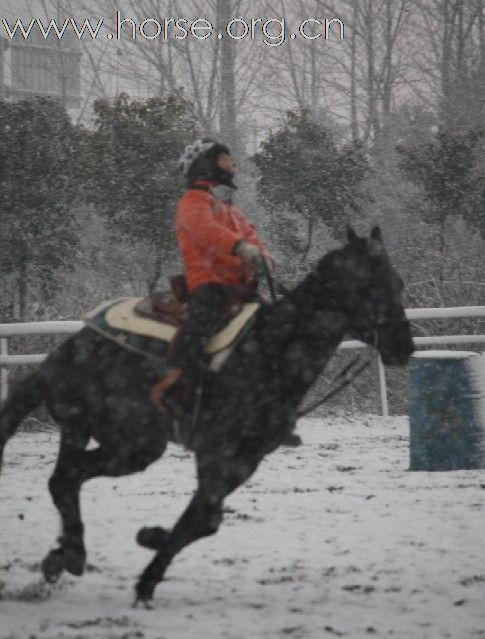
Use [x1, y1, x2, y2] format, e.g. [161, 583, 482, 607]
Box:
[376, 353, 389, 417]
[0, 337, 9, 401]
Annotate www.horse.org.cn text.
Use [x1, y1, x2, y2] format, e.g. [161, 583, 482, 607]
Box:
[1, 14, 346, 47]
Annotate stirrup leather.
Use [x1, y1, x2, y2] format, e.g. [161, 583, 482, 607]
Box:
[150, 368, 182, 412]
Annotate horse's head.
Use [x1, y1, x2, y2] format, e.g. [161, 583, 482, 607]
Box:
[321, 226, 415, 366]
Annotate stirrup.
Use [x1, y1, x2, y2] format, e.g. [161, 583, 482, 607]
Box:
[150, 367, 182, 412]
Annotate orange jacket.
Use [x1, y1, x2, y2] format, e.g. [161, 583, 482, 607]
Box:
[175, 181, 270, 292]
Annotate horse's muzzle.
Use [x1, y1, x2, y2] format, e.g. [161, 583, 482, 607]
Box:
[378, 321, 415, 366]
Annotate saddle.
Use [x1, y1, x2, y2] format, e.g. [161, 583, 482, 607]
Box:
[134, 276, 190, 328]
[83, 278, 263, 448]
[134, 275, 260, 328]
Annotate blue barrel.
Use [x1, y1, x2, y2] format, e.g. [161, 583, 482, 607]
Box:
[408, 351, 485, 471]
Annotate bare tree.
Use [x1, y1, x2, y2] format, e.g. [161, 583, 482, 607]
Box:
[261, 0, 415, 150]
[411, 0, 485, 133]
[58, 0, 276, 152]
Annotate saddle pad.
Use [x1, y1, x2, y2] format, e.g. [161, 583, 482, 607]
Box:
[88, 297, 260, 355]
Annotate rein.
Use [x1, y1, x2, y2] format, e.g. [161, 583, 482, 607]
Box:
[170, 270, 374, 433]
[264, 271, 372, 417]
[263, 267, 291, 301]
[262, 261, 278, 302]
[296, 355, 371, 418]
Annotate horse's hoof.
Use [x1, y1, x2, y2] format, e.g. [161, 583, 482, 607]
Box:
[132, 596, 153, 610]
[41, 546, 86, 582]
[134, 578, 157, 607]
[136, 526, 170, 550]
[63, 547, 86, 576]
[41, 548, 65, 583]
[282, 433, 302, 447]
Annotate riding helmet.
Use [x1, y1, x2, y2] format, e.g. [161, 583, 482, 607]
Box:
[178, 138, 236, 188]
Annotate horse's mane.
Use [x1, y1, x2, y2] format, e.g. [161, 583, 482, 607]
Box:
[263, 237, 381, 322]
[287, 243, 355, 304]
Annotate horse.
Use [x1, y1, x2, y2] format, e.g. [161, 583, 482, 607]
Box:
[0, 226, 414, 605]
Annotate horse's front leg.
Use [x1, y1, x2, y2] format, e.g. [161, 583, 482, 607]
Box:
[135, 456, 255, 605]
[134, 485, 224, 604]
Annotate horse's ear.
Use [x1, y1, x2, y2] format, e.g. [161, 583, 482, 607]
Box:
[370, 226, 383, 244]
[346, 225, 358, 244]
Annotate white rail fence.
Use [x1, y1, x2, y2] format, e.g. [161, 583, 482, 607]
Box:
[0, 307, 484, 416]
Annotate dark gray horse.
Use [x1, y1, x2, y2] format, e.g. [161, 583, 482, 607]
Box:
[0, 226, 414, 605]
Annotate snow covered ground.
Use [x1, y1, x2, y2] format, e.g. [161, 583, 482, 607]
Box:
[0, 416, 484, 639]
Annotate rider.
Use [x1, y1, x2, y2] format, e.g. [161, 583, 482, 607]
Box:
[150, 138, 273, 409]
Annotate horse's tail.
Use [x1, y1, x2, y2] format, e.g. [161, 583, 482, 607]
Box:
[0, 371, 46, 472]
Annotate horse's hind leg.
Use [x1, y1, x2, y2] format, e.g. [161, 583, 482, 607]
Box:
[42, 430, 167, 583]
[42, 429, 90, 582]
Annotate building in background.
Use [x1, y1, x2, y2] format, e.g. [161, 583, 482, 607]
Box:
[0, 38, 7, 99]
[0, 29, 81, 108]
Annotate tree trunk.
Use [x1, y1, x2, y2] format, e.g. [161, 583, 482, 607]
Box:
[350, 1, 359, 144]
[147, 253, 162, 295]
[365, 0, 380, 141]
[18, 240, 28, 322]
[441, 0, 454, 129]
[455, 0, 466, 132]
[296, 205, 313, 263]
[438, 210, 446, 289]
[217, 0, 237, 152]
[479, 0, 485, 128]
[381, 0, 393, 146]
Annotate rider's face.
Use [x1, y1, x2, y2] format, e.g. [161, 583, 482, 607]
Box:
[216, 153, 234, 174]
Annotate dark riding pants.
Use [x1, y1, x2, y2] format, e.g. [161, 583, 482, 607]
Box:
[168, 283, 226, 368]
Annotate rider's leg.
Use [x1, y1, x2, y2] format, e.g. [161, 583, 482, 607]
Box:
[150, 283, 226, 408]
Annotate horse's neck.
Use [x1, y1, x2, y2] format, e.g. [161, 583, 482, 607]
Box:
[261, 266, 349, 401]
[288, 274, 348, 353]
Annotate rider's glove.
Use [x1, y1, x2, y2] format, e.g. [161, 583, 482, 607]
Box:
[233, 240, 269, 277]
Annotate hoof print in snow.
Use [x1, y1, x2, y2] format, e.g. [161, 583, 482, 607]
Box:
[460, 575, 485, 587]
[327, 485, 344, 493]
[1, 579, 59, 602]
[324, 626, 345, 637]
[342, 584, 375, 594]
[85, 563, 102, 574]
[281, 626, 305, 635]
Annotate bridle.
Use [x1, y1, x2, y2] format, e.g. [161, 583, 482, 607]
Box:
[263, 266, 383, 350]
